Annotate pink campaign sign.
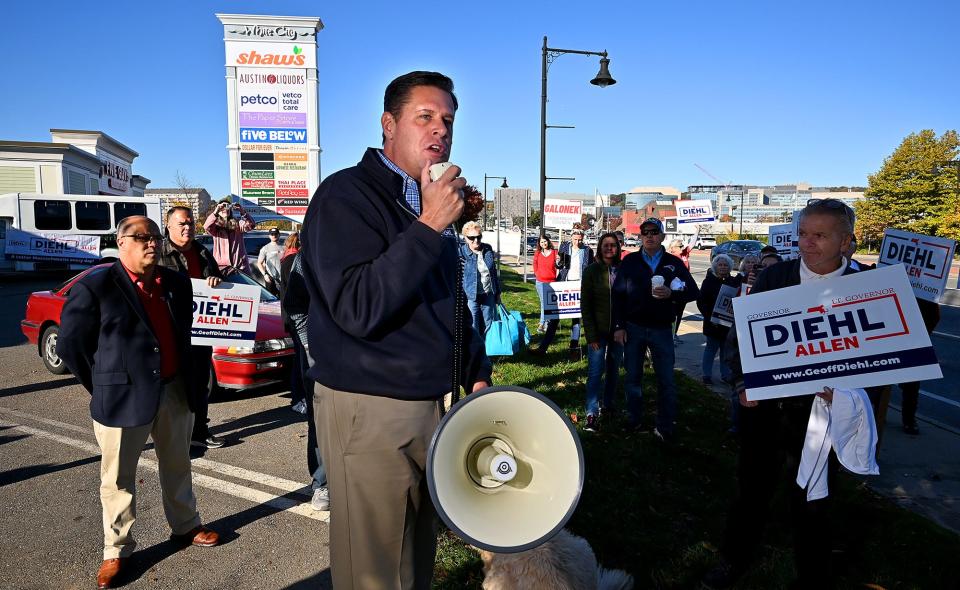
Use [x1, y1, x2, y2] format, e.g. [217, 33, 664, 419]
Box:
[239, 112, 307, 128]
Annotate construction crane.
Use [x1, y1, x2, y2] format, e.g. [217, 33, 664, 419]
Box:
[693, 163, 732, 189]
[694, 163, 747, 234]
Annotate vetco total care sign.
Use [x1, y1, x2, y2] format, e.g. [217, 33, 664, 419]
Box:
[732, 265, 941, 401]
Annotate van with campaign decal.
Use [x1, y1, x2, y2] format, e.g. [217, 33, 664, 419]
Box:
[0, 192, 161, 273]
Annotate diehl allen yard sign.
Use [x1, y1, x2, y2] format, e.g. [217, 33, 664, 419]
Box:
[878, 228, 956, 303]
[190, 280, 261, 347]
[732, 265, 941, 401]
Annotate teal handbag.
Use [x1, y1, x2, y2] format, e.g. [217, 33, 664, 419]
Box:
[484, 305, 529, 356]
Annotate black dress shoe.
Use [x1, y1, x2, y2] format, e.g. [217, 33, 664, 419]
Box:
[903, 422, 920, 436]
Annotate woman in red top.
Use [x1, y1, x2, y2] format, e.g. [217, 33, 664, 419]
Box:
[532, 235, 558, 332]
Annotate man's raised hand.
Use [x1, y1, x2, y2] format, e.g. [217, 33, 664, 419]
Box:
[419, 162, 465, 233]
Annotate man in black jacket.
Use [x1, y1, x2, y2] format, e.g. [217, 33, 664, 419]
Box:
[703, 198, 859, 589]
[612, 217, 699, 440]
[58, 216, 218, 589]
[157, 205, 226, 448]
[300, 71, 491, 589]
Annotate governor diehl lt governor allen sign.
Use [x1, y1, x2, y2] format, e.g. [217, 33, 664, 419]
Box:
[732, 265, 941, 401]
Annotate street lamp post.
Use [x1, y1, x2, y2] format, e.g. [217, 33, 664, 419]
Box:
[726, 192, 745, 236]
[539, 36, 616, 236]
[484, 174, 508, 264]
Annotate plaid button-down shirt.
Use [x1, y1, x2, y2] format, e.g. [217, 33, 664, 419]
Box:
[377, 150, 420, 215]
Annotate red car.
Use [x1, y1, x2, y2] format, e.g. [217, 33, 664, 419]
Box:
[21, 264, 294, 393]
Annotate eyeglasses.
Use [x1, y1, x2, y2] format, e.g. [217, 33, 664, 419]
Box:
[640, 229, 661, 236]
[465, 235, 482, 241]
[122, 233, 163, 244]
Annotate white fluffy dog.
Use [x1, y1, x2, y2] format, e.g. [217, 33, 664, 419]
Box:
[477, 529, 634, 590]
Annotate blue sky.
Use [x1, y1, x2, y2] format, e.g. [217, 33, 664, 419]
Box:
[2, 0, 956, 199]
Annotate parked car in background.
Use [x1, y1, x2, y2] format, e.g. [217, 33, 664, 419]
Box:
[21, 264, 293, 394]
[624, 236, 639, 247]
[695, 236, 717, 250]
[710, 239, 767, 267]
[195, 230, 288, 259]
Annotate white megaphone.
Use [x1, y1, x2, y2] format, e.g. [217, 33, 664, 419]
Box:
[427, 386, 584, 553]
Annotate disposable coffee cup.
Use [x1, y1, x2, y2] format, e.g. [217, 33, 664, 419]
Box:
[651, 275, 665, 297]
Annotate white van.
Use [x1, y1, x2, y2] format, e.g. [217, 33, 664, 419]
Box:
[0, 193, 162, 272]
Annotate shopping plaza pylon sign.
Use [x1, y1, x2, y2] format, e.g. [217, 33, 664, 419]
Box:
[217, 13, 324, 223]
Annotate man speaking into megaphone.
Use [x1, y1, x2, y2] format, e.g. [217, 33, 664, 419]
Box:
[299, 71, 491, 589]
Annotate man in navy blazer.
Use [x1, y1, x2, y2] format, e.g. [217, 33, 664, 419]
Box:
[57, 215, 219, 589]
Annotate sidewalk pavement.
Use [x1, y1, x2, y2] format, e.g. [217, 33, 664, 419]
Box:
[499, 255, 960, 535]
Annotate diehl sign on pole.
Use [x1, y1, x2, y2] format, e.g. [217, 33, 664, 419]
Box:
[732, 265, 941, 401]
[878, 228, 957, 303]
[217, 13, 324, 223]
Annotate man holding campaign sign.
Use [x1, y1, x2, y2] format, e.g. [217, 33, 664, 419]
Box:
[704, 198, 941, 590]
[159, 206, 228, 449]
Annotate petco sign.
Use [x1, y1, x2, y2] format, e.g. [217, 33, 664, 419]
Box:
[676, 199, 715, 224]
[878, 229, 956, 303]
[733, 265, 941, 401]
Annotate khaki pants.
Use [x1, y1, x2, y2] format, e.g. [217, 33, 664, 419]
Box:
[93, 379, 201, 559]
[314, 383, 440, 590]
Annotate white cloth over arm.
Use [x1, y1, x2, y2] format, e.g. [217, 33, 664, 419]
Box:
[797, 388, 879, 501]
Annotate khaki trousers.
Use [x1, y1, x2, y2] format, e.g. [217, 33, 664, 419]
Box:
[92, 379, 201, 559]
[314, 383, 440, 590]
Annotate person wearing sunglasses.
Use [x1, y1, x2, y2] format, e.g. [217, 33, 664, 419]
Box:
[704, 198, 860, 589]
[611, 217, 699, 440]
[57, 216, 220, 588]
[459, 221, 500, 334]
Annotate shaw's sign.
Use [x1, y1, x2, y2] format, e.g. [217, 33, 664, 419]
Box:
[732, 265, 940, 400]
[225, 41, 316, 69]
